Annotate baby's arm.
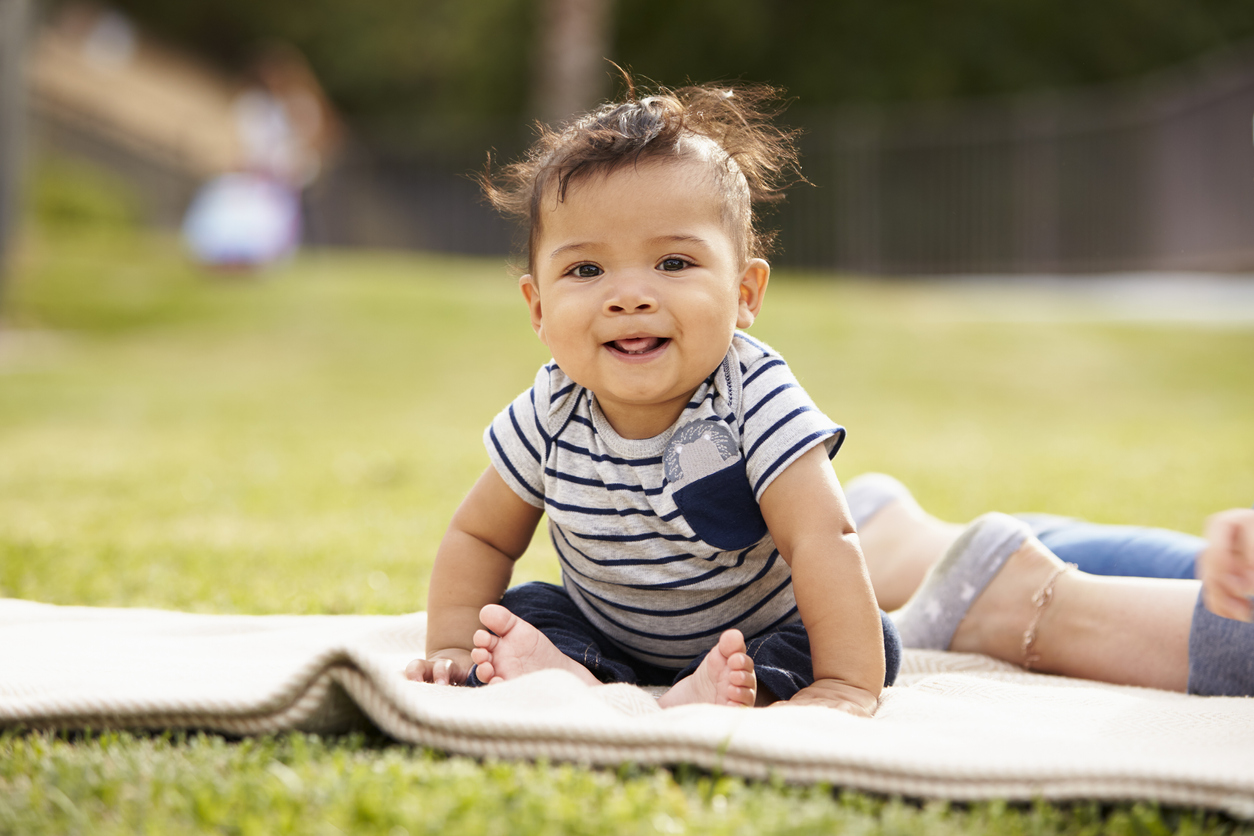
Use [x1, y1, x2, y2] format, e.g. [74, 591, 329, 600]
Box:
[1198, 507, 1254, 622]
[758, 445, 884, 715]
[405, 466, 544, 685]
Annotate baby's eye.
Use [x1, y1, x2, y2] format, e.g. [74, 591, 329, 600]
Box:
[658, 257, 691, 272]
[569, 264, 603, 279]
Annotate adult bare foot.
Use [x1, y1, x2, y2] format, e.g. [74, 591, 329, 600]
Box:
[657, 629, 756, 708]
[470, 604, 600, 686]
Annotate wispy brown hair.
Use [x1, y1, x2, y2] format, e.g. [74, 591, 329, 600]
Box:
[481, 76, 802, 272]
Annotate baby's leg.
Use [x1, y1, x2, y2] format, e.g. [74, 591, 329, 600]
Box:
[471, 604, 601, 687]
[657, 630, 756, 708]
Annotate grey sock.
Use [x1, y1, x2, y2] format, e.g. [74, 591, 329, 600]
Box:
[890, 512, 1031, 650]
[1187, 592, 1254, 696]
[844, 473, 912, 530]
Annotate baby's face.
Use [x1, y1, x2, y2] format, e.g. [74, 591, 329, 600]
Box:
[520, 157, 768, 440]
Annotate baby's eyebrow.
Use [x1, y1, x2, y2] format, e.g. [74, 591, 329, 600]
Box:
[650, 234, 710, 248]
[548, 234, 711, 261]
[548, 242, 595, 260]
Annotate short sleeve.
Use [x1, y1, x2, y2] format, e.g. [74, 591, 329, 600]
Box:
[739, 349, 845, 500]
[483, 365, 553, 509]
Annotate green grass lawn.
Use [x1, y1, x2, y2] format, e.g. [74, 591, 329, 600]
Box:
[2, 225, 1253, 834]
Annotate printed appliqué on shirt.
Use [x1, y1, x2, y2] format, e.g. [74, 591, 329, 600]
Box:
[665, 420, 768, 551]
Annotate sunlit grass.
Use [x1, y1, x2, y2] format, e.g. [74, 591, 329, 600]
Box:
[2, 228, 1252, 833]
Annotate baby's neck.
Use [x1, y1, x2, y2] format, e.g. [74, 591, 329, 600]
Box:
[596, 395, 694, 440]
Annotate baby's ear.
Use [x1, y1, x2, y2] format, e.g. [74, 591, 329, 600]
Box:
[519, 275, 546, 342]
[736, 259, 770, 329]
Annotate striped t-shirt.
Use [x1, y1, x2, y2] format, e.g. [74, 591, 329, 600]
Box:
[485, 332, 845, 670]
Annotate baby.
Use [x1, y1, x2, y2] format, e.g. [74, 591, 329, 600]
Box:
[405, 81, 900, 713]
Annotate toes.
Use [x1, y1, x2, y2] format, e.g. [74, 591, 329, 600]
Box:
[479, 603, 518, 636]
[472, 628, 498, 651]
[717, 628, 747, 658]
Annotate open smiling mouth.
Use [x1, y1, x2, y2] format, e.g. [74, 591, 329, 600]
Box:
[606, 337, 670, 356]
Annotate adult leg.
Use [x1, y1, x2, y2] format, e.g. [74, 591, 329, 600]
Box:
[845, 473, 964, 612]
[894, 513, 1254, 695]
[846, 473, 1205, 611]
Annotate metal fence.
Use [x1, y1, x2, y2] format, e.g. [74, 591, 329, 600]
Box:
[778, 44, 1254, 275]
[27, 39, 1254, 275]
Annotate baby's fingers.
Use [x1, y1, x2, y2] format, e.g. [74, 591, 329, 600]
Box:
[403, 657, 461, 685]
[404, 658, 435, 682]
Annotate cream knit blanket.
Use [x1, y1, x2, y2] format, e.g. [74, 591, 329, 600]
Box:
[4, 598, 1253, 816]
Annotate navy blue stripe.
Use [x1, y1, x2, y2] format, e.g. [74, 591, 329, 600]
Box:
[573, 570, 794, 644]
[743, 358, 785, 388]
[543, 468, 666, 496]
[559, 546, 760, 598]
[545, 499, 681, 522]
[573, 551, 780, 618]
[550, 381, 576, 402]
[624, 562, 730, 590]
[745, 405, 817, 462]
[546, 498, 658, 517]
[752, 429, 838, 495]
[575, 529, 697, 543]
[507, 404, 541, 464]
[569, 414, 595, 429]
[827, 427, 846, 459]
[743, 382, 799, 424]
[554, 439, 663, 467]
[754, 604, 801, 636]
[685, 388, 719, 410]
[555, 527, 702, 568]
[527, 387, 551, 456]
[488, 427, 544, 502]
[736, 333, 771, 354]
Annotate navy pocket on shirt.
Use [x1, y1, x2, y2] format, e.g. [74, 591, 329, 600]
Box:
[673, 457, 768, 551]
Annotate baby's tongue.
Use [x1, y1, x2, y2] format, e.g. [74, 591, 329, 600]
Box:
[613, 337, 661, 354]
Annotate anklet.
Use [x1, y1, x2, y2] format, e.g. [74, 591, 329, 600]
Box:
[1021, 562, 1076, 671]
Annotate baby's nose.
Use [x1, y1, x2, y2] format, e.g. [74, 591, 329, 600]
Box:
[604, 273, 659, 313]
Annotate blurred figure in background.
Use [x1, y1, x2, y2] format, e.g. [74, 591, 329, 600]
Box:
[182, 43, 340, 270]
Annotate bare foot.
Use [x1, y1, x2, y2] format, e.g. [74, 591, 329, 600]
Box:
[657, 630, 756, 708]
[858, 494, 965, 611]
[948, 536, 1068, 663]
[470, 604, 600, 686]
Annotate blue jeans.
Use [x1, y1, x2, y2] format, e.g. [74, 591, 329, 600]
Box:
[467, 581, 902, 700]
[1018, 514, 1203, 580]
[1019, 514, 1254, 696]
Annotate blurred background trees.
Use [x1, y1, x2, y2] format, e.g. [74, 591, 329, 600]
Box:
[0, 0, 30, 289]
[101, 0, 1254, 157]
[13, 0, 1254, 273]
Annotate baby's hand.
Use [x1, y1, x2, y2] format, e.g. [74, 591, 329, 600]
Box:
[776, 679, 878, 717]
[1199, 508, 1254, 622]
[404, 649, 474, 685]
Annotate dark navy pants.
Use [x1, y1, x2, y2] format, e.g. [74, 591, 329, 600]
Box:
[467, 581, 902, 700]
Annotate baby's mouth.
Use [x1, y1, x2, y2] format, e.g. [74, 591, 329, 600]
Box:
[607, 336, 669, 355]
